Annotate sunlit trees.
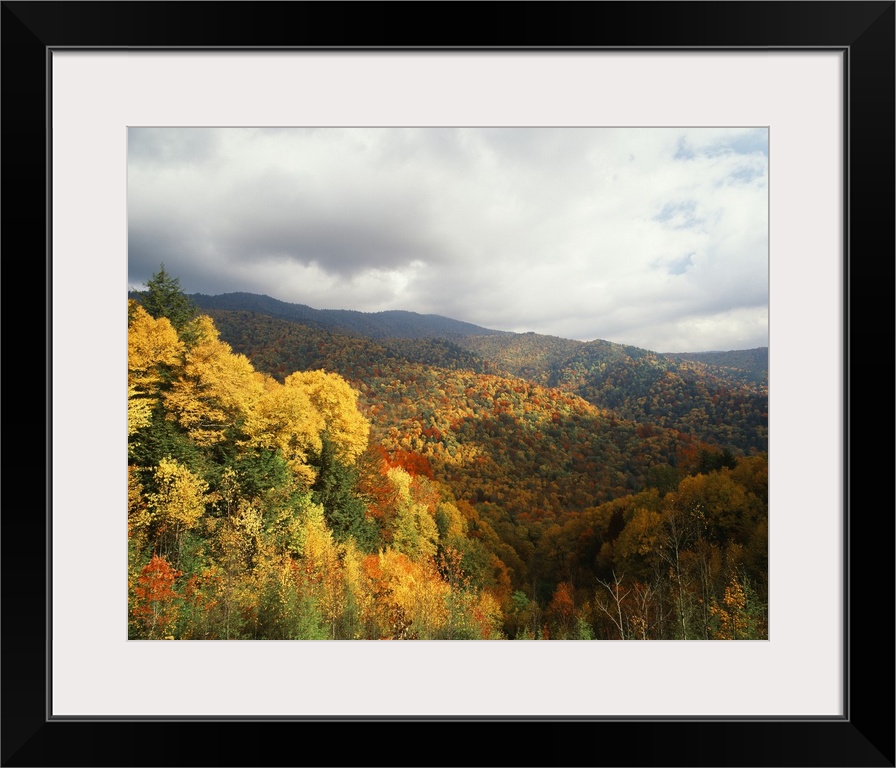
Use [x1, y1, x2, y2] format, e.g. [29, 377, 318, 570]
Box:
[287, 370, 370, 464]
[128, 302, 183, 437]
[241, 373, 324, 484]
[147, 457, 208, 566]
[387, 466, 439, 562]
[164, 316, 263, 447]
[127, 270, 766, 640]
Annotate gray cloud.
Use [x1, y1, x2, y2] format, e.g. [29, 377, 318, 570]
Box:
[128, 127, 768, 352]
[128, 127, 222, 168]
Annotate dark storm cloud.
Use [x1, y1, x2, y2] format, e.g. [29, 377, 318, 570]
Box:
[210, 171, 446, 277]
[128, 220, 198, 287]
[129, 128, 453, 286]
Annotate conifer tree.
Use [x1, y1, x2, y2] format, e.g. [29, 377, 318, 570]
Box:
[140, 263, 197, 332]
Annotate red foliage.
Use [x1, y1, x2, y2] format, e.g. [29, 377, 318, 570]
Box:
[357, 446, 397, 522]
[134, 554, 180, 604]
[388, 450, 434, 479]
[132, 554, 181, 637]
[548, 581, 577, 626]
[362, 554, 383, 583]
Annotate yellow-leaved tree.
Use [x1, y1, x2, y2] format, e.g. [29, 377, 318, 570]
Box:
[148, 457, 209, 566]
[369, 549, 449, 639]
[127, 301, 183, 437]
[242, 374, 325, 486]
[243, 369, 370, 487]
[387, 466, 439, 562]
[163, 315, 263, 446]
[284, 370, 370, 464]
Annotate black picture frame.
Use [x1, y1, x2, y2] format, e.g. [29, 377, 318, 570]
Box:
[3, 2, 893, 766]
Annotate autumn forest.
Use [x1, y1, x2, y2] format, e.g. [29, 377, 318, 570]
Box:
[128, 268, 769, 641]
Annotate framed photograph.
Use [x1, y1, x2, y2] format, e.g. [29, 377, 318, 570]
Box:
[5, 2, 893, 765]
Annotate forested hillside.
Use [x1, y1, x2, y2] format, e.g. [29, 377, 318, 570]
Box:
[183, 291, 768, 451]
[128, 271, 768, 640]
[665, 348, 768, 384]
[453, 335, 768, 452]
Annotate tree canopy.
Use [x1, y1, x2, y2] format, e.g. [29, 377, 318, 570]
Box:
[127, 269, 767, 640]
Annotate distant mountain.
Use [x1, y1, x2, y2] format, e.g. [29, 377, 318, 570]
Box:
[452, 333, 768, 452]
[663, 348, 768, 385]
[187, 292, 510, 340]
[205, 308, 498, 378]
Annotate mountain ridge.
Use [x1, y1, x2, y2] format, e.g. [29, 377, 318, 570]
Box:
[186, 291, 513, 340]
[178, 290, 767, 357]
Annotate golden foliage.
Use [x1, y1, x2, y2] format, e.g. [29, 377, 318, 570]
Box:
[164, 316, 263, 446]
[128, 302, 183, 389]
[614, 507, 664, 560]
[242, 375, 324, 483]
[372, 549, 450, 639]
[149, 457, 209, 532]
[128, 303, 183, 434]
[709, 575, 750, 640]
[128, 384, 155, 437]
[387, 467, 439, 561]
[285, 370, 370, 463]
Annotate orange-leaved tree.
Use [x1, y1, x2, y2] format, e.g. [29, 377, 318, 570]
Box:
[131, 554, 181, 639]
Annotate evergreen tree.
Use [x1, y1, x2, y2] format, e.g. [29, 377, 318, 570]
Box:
[310, 435, 380, 551]
[140, 264, 197, 332]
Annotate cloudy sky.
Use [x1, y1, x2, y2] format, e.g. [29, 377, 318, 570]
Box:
[128, 127, 767, 353]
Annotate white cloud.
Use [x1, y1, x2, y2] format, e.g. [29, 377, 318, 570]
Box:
[128, 127, 768, 352]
